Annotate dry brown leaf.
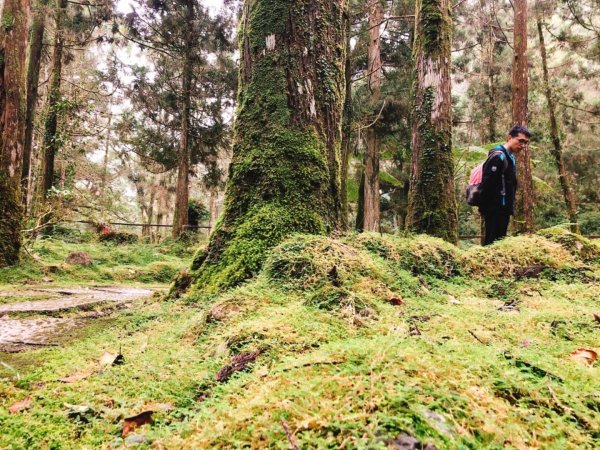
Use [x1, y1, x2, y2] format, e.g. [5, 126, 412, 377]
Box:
[59, 371, 93, 383]
[570, 348, 598, 366]
[386, 297, 405, 306]
[9, 397, 32, 414]
[122, 411, 154, 437]
[99, 351, 124, 367]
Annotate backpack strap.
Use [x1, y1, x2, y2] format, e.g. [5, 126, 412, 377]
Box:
[488, 146, 510, 207]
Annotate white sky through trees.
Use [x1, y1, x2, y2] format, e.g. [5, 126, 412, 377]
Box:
[117, 0, 226, 16]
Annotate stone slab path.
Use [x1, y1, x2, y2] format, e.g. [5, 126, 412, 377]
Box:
[0, 286, 155, 351]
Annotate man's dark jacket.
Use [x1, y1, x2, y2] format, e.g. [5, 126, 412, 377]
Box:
[479, 145, 517, 215]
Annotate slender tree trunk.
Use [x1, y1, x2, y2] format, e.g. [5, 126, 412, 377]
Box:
[39, 0, 67, 201]
[340, 9, 352, 231]
[481, 0, 496, 142]
[21, 0, 45, 208]
[536, 18, 579, 233]
[100, 106, 112, 201]
[189, 0, 348, 292]
[363, 0, 383, 232]
[172, 0, 193, 238]
[0, 0, 31, 266]
[406, 0, 458, 244]
[512, 0, 535, 233]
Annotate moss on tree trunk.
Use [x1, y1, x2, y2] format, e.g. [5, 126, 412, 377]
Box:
[186, 0, 348, 294]
[1, 0, 30, 266]
[406, 0, 458, 244]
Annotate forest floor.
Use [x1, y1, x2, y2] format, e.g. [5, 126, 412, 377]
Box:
[0, 228, 599, 449]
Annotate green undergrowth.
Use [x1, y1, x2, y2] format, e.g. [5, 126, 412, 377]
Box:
[0, 236, 197, 287]
[1, 230, 599, 448]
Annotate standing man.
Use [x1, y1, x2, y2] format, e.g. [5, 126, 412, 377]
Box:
[480, 125, 532, 245]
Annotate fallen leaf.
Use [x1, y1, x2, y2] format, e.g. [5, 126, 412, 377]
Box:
[122, 411, 154, 437]
[59, 370, 93, 383]
[9, 397, 32, 414]
[570, 348, 598, 366]
[99, 351, 124, 367]
[386, 297, 405, 306]
[216, 350, 261, 382]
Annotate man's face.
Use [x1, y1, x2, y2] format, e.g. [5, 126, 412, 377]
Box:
[507, 133, 530, 153]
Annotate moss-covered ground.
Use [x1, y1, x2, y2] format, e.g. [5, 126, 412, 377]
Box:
[1, 228, 599, 448]
[0, 233, 196, 288]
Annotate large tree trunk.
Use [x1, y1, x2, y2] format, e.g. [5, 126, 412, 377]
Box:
[172, 0, 193, 238]
[21, 0, 45, 208]
[363, 0, 383, 232]
[0, 0, 31, 266]
[39, 0, 67, 201]
[340, 9, 352, 231]
[189, 0, 348, 292]
[406, 0, 458, 244]
[536, 18, 579, 233]
[512, 0, 535, 233]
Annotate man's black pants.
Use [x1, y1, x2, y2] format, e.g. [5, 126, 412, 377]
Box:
[482, 210, 510, 246]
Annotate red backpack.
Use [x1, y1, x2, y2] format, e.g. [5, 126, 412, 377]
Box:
[465, 147, 509, 207]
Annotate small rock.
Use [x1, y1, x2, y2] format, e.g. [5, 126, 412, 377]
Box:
[124, 434, 149, 445]
[65, 252, 93, 266]
[388, 432, 437, 450]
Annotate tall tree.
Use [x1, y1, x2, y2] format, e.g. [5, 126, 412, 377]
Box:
[362, 0, 383, 232]
[21, 0, 46, 207]
[122, 0, 234, 238]
[406, 0, 458, 243]
[189, 0, 348, 292]
[0, 0, 31, 266]
[536, 13, 579, 232]
[39, 0, 68, 201]
[512, 0, 535, 232]
[171, 0, 194, 238]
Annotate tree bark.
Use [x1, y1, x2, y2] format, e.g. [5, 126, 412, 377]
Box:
[480, 0, 496, 143]
[536, 17, 579, 233]
[0, 0, 31, 266]
[340, 8, 352, 231]
[39, 0, 67, 201]
[172, 0, 193, 238]
[511, 0, 535, 233]
[21, 0, 45, 208]
[189, 0, 348, 292]
[363, 0, 383, 232]
[406, 0, 458, 244]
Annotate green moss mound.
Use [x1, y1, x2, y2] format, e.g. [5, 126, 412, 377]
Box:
[537, 226, 600, 264]
[351, 233, 463, 278]
[464, 234, 586, 277]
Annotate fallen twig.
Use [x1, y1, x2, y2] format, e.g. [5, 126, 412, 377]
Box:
[281, 419, 300, 450]
[468, 330, 486, 345]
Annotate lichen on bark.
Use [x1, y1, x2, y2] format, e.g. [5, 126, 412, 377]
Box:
[181, 0, 348, 295]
